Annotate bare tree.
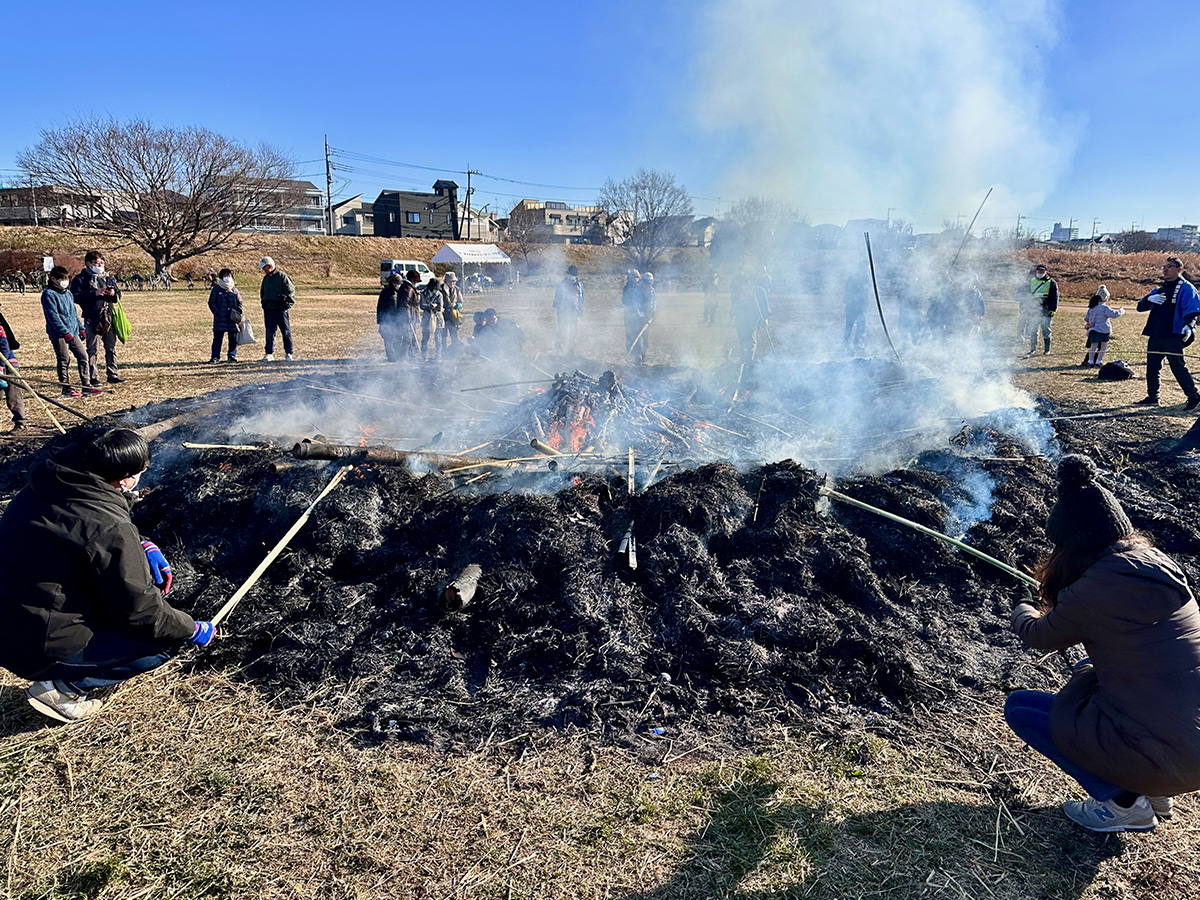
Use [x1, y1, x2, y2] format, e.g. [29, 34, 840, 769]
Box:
[503, 204, 544, 268]
[18, 118, 299, 273]
[598, 169, 693, 270]
[1117, 230, 1171, 253]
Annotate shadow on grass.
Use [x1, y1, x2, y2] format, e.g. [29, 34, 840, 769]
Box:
[0, 684, 55, 737]
[622, 772, 1123, 900]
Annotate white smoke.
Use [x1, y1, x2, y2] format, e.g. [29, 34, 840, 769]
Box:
[696, 0, 1076, 228]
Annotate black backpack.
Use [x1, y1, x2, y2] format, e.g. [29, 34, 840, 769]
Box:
[1097, 360, 1134, 381]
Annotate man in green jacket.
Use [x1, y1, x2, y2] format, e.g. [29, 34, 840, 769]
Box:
[258, 256, 296, 361]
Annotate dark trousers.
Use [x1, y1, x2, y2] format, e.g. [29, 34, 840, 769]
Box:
[263, 308, 293, 355]
[1146, 334, 1199, 401]
[1030, 313, 1052, 353]
[52, 334, 90, 390]
[211, 329, 239, 360]
[1004, 690, 1123, 801]
[39, 630, 181, 695]
[1, 365, 24, 426]
[379, 322, 407, 362]
[85, 318, 119, 382]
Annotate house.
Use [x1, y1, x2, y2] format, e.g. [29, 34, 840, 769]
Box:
[1156, 225, 1199, 249]
[373, 181, 461, 240]
[0, 185, 103, 226]
[507, 199, 609, 245]
[333, 194, 374, 236]
[231, 179, 325, 233]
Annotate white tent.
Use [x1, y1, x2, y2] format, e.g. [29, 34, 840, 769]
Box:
[431, 243, 511, 266]
[432, 242, 512, 288]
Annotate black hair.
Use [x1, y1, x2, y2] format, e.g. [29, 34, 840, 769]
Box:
[84, 250, 104, 265]
[405, 269, 421, 282]
[71, 427, 151, 482]
[218, 268, 233, 279]
[1088, 293, 1102, 308]
[49, 265, 69, 280]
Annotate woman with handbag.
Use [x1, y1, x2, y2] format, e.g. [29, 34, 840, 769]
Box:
[207, 268, 244, 363]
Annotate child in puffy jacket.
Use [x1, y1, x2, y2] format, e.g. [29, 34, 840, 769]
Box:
[1083, 285, 1126, 368]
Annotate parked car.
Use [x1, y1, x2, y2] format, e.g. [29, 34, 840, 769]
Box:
[380, 259, 435, 286]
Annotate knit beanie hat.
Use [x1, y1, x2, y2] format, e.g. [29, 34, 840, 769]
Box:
[1045, 455, 1132, 551]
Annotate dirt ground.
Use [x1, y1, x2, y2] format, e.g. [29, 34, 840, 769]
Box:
[3, 278, 1200, 898]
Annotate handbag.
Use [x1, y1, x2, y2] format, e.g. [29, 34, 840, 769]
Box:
[236, 318, 256, 346]
[111, 300, 132, 343]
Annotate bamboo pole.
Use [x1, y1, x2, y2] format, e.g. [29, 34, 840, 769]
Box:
[460, 379, 555, 393]
[2, 358, 65, 433]
[211, 465, 351, 627]
[821, 486, 1038, 587]
[182, 442, 275, 451]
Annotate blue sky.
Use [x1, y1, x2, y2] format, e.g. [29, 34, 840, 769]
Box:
[0, 0, 1194, 235]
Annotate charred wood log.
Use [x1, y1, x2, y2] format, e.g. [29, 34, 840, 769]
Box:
[441, 564, 482, 612]
[133, 401, 228, 441]
[291, 441, 525, 471]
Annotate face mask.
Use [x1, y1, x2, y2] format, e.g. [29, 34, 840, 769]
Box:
[89, 264, 105, 275]
[52, 279, 68, 290]
[219, 276, 234, 289]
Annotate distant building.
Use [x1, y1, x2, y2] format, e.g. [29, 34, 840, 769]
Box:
[227, 178, 326, 233]
[0, 184, 103, 226]
[1156, 225, 1199, 249]
[1050, 222, 1079, 242]
[333, 194, 374, 236]
[373, 181, 461, 240]
[507, 199, 609, 244]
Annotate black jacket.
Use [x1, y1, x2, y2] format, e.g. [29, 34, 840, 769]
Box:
[377, 285, 402, 324]
[0, 452, 196, 679]
[69, 269, 113, 322]
[207, 285, 244, 331]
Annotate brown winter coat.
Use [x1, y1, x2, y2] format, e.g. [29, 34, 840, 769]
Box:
[1011, 546, 1200, 796]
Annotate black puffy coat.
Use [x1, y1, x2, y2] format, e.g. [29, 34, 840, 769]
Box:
[0, 451, 196, 679]
[208, 285, 244, 331]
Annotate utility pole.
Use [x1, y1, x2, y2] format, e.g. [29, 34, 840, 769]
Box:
[324, 135, 334, 237]
[29, 175, 39, 227]
[1068, 217, 1076, 239]
[1092, 218, 1100, 239]
[887, 207, 894, 229]
[465, 168, 481, 241]
[1016, 214, 1024, 238]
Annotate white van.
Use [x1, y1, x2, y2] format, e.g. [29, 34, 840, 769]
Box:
[380, 259, 435, 286]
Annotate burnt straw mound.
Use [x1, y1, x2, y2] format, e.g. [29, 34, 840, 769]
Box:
[10, 387, 1200, 751]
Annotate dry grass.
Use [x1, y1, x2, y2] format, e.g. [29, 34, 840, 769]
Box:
[1, 666, 1193, 899]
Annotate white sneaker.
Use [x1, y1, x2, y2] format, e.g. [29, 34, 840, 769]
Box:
[25, 681, 104, 723]
[285, 353, 294, 361]
[1148, 796, 1174, 820]
[1063, 796, 1157, 832]
[262, 353, 274, 362]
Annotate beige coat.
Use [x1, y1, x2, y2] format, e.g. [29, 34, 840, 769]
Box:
[1011, 546, 1200, 796]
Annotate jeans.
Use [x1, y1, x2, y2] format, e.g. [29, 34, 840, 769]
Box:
[85, 318, 119, 381]
[262, 308, 293, 355]
[211, 329, 238, 360]
[52, 334, 90, 390]
[1146, 334, 1199, 401]
[1004, 690, 1124, 801]
[39, 630, 181, 695]
[1030, 314, 1052, 353]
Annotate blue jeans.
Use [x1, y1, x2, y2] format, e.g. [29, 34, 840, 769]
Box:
[1004, 690, 1123, 801]
[39, 631, 181, 695]
[262, 308, 293, 355]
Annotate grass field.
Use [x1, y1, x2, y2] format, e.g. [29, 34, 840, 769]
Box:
[1, 275, 1199, 898]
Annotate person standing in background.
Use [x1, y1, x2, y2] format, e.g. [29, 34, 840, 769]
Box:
[207, 268, 244, 363]
[376, 273, 405, 362]
[442, 271, 463, 353]
[40, 265, 90, 398]
[1024, 264, 1058, 356]
[1136, 257, 1200, 410]
[258, 256, 296, 362]
[70, 250, 122, 387]
[553, 265, 584, 354]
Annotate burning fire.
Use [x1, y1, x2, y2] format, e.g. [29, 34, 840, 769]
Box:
[546, 405, 595, 453]
[358, 424, 379, 448]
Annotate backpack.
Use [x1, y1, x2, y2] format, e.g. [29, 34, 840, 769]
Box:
[1097, 360, 1134, 381]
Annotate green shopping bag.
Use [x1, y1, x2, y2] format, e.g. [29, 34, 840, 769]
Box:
[111, 299, 132, 343]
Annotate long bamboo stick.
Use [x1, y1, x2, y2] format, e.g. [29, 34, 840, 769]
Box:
[211, 465, 351, 627]
[822, 486, 1038, 587]
[2, 358, 65, 433]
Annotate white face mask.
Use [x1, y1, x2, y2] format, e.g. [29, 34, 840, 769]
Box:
[219, 276, 234, 289]
[89, 264, 105, 275]
[52, 279, 68, 290]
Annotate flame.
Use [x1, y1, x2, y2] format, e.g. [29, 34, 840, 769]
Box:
[358, 423, 379, 448]
[547, 405, 595, 453]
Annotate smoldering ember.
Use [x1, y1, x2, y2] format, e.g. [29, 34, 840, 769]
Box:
[5, 348, 1199, 753]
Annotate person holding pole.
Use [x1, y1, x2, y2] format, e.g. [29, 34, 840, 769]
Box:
[1005, 454, 1200, 832]
[1135, 256, 1200, 410]
[0, 427, 215, 723]
[553, 265, 584, 354]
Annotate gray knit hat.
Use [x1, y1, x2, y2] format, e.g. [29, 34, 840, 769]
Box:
[1045, 455, 1132, 551]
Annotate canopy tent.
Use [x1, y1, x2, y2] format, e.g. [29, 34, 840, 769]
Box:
[432, 242, 512, 289]
[431, 243, 511, 266]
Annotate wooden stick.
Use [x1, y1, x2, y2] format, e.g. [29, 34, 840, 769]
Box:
[211, 466, 351, 626]
[460, 378, 555, 393]
[2, 358, 65, 434]
[822, 486, 1038, 587]
[182, 442, 274, 451]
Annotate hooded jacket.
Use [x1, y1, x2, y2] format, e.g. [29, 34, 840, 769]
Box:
[259, 269, 296, 310]
[1012, 545, 1200, 796]
[40, 286, 84, 340]
[0, 452, 196, 679]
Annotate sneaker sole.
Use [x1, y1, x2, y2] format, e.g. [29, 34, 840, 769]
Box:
[26, 693, 78, 724]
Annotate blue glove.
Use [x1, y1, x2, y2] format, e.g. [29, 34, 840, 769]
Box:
[189, 621, 216, 647]
[141, 540, 173, 594]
